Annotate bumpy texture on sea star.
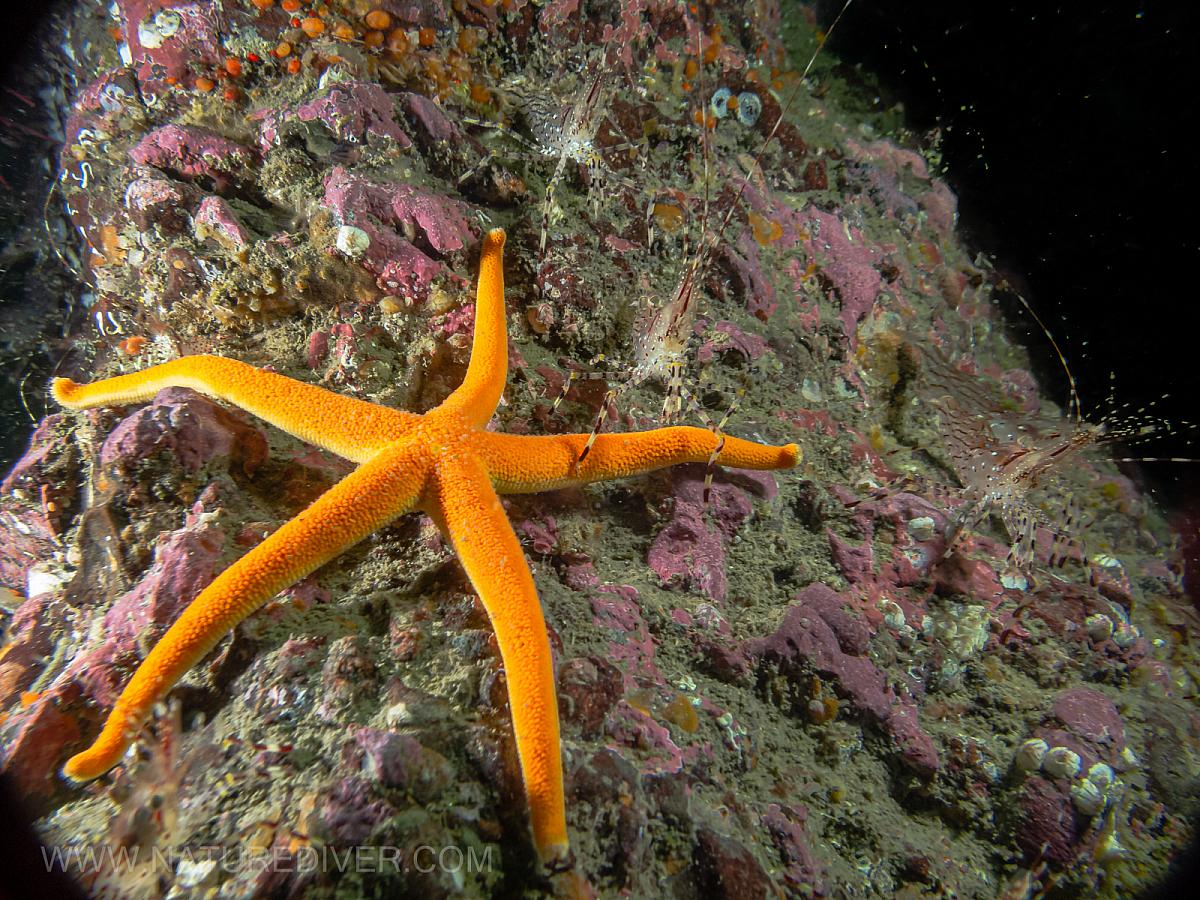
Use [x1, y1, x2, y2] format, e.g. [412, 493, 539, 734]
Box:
[52, 229, 800, 864]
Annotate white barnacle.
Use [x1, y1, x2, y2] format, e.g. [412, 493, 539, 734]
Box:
[98, 83, 128, 113]
[137, 10, 181, 50]
[878, 597, 906, 630]
[136, 21, 163, 49]
[155, 9, 182, 37]
[335, 225, 371, 258]
[1087, 762, 1115, 789]
[1070, 777, 1106, 816]
[1042, 745, 1082, 779]
[27, 562, 69, 598]
[1095, 828, 1129, 863]
[1014, 737, 1049, 772]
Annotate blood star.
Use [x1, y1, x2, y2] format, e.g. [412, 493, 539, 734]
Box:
[52, 228, 799, 864]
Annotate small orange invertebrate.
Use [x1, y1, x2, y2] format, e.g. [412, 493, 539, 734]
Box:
[364, 9, 391, 30]
[749, 210, 783, 245]
[386, 28, 409, 55]
[118, 335, 148, 356]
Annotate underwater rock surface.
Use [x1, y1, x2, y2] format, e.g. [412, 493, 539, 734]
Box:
[0, 0, 1196, 897]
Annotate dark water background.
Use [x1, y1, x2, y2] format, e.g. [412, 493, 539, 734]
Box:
[0, 3, 76, 468]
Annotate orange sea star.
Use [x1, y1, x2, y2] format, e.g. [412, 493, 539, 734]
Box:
[52, 228, 800, 864]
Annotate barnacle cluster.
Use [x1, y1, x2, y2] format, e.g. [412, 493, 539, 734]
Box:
[708, 86, 762, 126]
[1013, 737, 1129, 819]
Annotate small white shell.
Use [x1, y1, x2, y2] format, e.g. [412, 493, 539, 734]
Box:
[1042, 746, 1082, 779]
[155, 9, 182, 38]
[1014, 737, 1049, 772]
[137, 11, 181, 50]
[1085, 613, 1115, 642]
[1071, 777, 1106, 816]
[1087, 762, 1115, 789]
[335, 225, 371, 258]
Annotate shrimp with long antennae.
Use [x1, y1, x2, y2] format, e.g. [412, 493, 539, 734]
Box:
[552, 1, 857, 500]
[911, 276, 1196, 578]
[460, 47, 646, 286]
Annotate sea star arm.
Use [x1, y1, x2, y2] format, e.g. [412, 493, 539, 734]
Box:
[53, 356, 418, 463]
[477, 428, 800, 494]
[438, 228, 509, 427]
[62, 440, 428, 783]
[427, 451, 568, 865]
